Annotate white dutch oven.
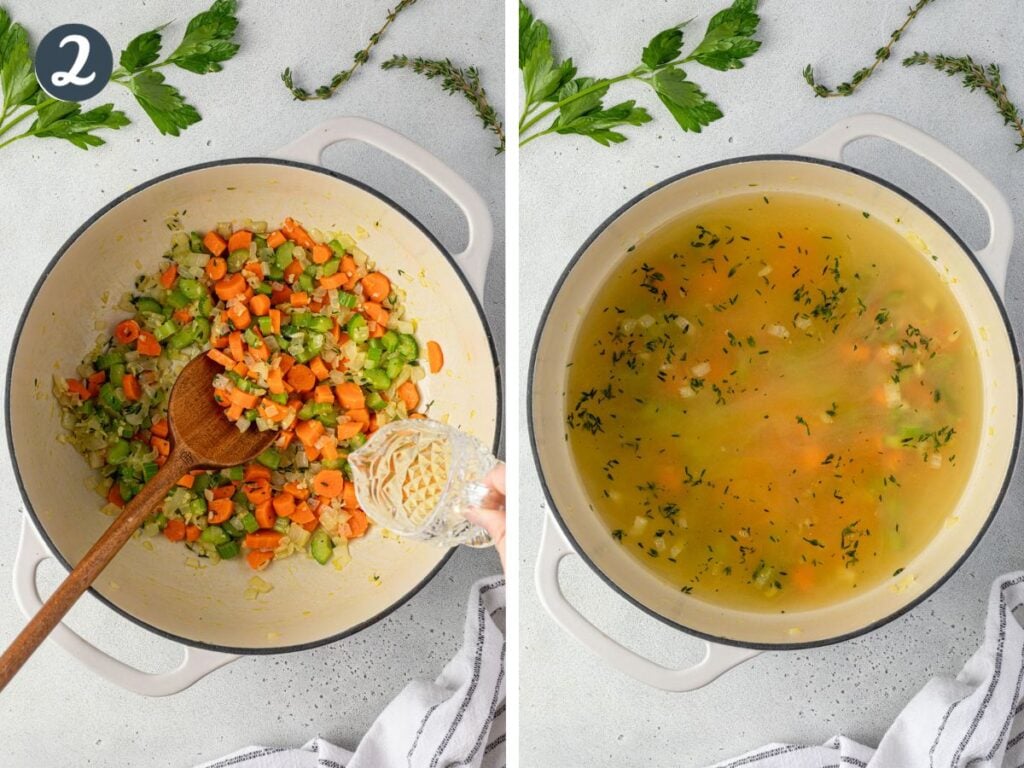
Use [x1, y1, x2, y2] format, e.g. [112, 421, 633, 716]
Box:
[6, 117, 500, 696]
[531, 114, 1020, 691]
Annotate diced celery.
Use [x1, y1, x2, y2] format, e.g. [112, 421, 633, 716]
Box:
[153, 319, 179, 341]
[336, 292, 357, 308]
[107, 439, 131, 464]
[241, 512, 259, 533]
[200, 525, 229, 545]
[380, 330, 399, 352]
[310, 529, 333, 564]
[347, 314, 369, 343]
[274, 241, 295, 269]
[165, 289, 190, 309]
[228, 249, 249, 272]
[178, 278, 204, 300]
[217, 540, 240, 559]
[364, 369, 391, 391]
[257, 447, 281, 469]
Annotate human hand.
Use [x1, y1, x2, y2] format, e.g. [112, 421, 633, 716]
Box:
[465, 462, 506, 573]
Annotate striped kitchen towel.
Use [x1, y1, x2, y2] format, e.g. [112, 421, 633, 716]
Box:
[710, 572, 1024, 768]
[197, 576, 505, 768]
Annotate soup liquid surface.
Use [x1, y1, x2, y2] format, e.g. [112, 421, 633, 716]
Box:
[566, 192, 981, 613]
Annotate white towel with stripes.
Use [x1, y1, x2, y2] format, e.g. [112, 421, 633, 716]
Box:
[197, 577, 505, 768]
[711, 572, 1024, 768]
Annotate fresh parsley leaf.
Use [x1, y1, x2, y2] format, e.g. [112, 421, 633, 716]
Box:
[120, 27, 166, 72]
[519, 1, 576, 105]
[167, 0, 239, 74]
[32, 102, 130, 149]
[687, 0, 761, 71]
[555, 77, 610, 125]
[0, 12, 38, 111]
[122, 69, 201, 136]
[553, 99, 652, 146]
[642, 24, 686, 70]
[651, 68, 723, 132]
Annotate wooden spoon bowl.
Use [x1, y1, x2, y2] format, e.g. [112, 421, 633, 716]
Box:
[0, 353, 276, 692]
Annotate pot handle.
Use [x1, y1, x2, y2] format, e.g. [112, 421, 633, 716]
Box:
[795, 113, 1014, 293]
[12, 516, 239, 697]
[272, 116, 493, 299]
[535, 514, 759, 691]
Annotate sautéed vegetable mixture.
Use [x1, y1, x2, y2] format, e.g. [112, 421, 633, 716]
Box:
[566, 193, 981, 613]
[57, 217, 444, 572]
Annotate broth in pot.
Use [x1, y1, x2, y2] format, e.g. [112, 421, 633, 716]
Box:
[566, 192, 982, 613]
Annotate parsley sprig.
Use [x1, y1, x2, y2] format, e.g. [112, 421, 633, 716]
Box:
[519, 0, 761, 148]
[0, 0, 239, 153]
[109, 0, 240, 136]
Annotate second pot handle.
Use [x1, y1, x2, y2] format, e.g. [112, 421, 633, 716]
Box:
[12, 516, 238, 697]
[795, 113, 1014, 293]
[535, 515, 759, 692]
[272, 116, 493, 299]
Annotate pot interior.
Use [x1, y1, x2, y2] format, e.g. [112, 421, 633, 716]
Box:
[531, 157, 1018, 647]
[8, 160, 499, 652]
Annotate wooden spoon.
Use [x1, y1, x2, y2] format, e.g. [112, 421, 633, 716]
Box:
[0, 353, 275, 691]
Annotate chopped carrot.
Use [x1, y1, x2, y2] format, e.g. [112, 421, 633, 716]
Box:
[283, 259, 304, 284]
[361, 272, 390, 302]
[243, 479, 272, 505]
[214, 273, 247, 301]
[286, 364, 316, 392]
[159, 263, 178, 289]
[283, 481, 310, 500]
[308, 356, 329, 381]
[254, 500, 276, 529]
[313, 469, 344, 498]
[208, 498, 234, 524]
[114, 319, 141, 344]
[136, 331, 161, 357]
[66, 378, 92, 400]
[203, 231, 228, 257]
[311, 243, 332, 264]
[317, 272, 348, 290]
[275, 430, 294, 450]
[266, 230, 286, 249]
[314, 384, 334, 404]
[151, 418, 169, 438]
[278, 354, 295, 374]
[347, 507, 369, 538]
[226, 403, 244, 421]
[227, 387, 259, 409]
[397, 380, 420, 411]
[107, 483, 125, 508]
[122, 374, 142, 401]
[228, 331, 245, 362]
[282, 217, 315, 249]
[272, 492, 295, 517]
[335, 382, 365, 410]
[205, 256, 227, 280]
[270, 284, 292, 305]
[244, 463, 272, 482]
[151, 436, 171, 456]
[185, 524, 201, 542]
[172, 308, 192, 325]
[347, 408, 370, 426]
[267, 368, 286, 395]
[290, 502, 316, 526]
[227, 303, 252, 330]
[163, 519, 186, 542]
[243, 261, 263, 280]
[177, 473, 195, 488]
[245, 531, 283, 551]
[249, 294, 271, 316]
[336, 421, 364, 440]
[227, 230, 252, 253]
[363, 302, 389, 326]
[268, 308, 282, 335]
[295, 418, 325, 447]
[427, 341, 444, 373]
[207, 348, 235, 368]
[246, 550, 274, 570]
[290, 291, 309, 307]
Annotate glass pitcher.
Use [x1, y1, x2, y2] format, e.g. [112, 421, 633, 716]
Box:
[347, 418, 500, 547]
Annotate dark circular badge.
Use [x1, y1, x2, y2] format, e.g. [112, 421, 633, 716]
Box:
[34, 23, 113, 102]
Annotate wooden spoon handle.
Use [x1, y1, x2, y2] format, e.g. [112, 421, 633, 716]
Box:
[0, 450, 192, 692]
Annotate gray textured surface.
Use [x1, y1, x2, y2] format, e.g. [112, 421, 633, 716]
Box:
[0, 1, 503, 765]
[519, 2, 1024, 767]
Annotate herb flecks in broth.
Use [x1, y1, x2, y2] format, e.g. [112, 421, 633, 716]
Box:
[566, 193, 981, 613]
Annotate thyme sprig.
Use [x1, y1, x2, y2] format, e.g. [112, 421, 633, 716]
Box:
[281, 0, 420, 101]
[903, 53, 1024, 151]
[803, 0, 935, 98]
[382, 55, 505, 153]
